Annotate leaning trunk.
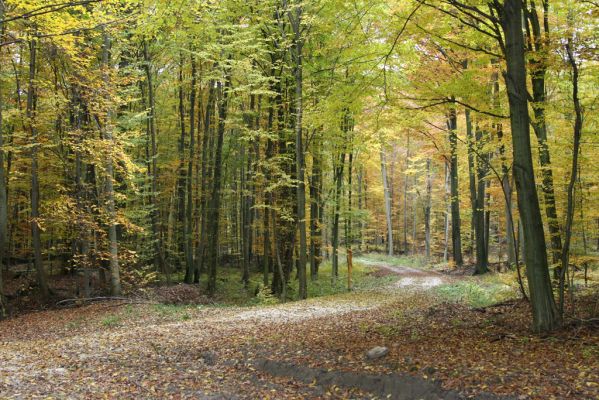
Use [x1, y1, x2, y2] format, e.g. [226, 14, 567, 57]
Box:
[559, 35, 583, 315]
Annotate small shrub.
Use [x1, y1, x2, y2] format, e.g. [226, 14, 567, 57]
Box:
[435, 279, 515, 308]
[254, 283, 279, 305]
[101, 315, 121, 327]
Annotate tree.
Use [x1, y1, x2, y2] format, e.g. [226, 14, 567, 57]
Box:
[499, 0, 559, 332]
[100, 31, 121, 297]
[0, 0, 7, 317]
[447, 102, 464, 266]
[287, 0, 308, 299]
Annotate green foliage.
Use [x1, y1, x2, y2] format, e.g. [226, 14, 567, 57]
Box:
[101, 315, 122, 328]
[152, 304, 193, 321]
[435, 277, 517, 308]
[65, 318, 85, 331]
[253, 284, 279, 306]
[120, 263, 160, 293]
[358, 253, 428, 269]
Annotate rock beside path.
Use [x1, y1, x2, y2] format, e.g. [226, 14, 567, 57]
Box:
[366, 346, 389, 360]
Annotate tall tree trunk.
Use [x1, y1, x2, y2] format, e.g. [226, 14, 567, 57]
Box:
[495, 82, 516, 267]
[309, 130, 322, 280]
[289, 1, 307, 299]
[443, 162, 450, 262]
[0, 0, 7, 316]
[142, 41, 166, 279]
[559, 33, 584, 315]
[412, 178, 417, 254]
[381, 149, 393, 256]
[332, 151, 345, 279]
[447, 103, 463, 266]
[100, 33, 121, 296]
[196, 79, 216, 283]
[503, 173, 516, 265]
[27, 37, 49, 299]
[424, 158, 432, 259]
[346, 149, 353, 251]
[241, 94, 256, 288]
[262, 94, 276, 286]
[184, 57, 197, 283]
[357, 166, 365, 251]
[525, 1, 563, 266]
[403, 133, 410, 254]
[176, 57, 187, 270]
[500, 0, 559, 332]
[466, 109, 477, 260]
[206, 76, 230, 296]
[473, 122, 489, 275]
[476, 154, 489, 274]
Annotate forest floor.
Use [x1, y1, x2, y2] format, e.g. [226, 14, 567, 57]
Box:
[0, 256, 597, 399]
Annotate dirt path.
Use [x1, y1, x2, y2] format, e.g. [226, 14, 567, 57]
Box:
[1, 260, 593, 399]
[0, 259, 455, 399]
[356, 258, 449, 290]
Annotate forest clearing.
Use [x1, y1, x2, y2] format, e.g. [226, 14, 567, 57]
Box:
[0, 0, 598, 399]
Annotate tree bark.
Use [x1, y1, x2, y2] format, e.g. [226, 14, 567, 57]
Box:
[443, 162, 450, 262]
[184, 56, 197, 283]
[142, 41, 166, 279]
[0, 0, 7, 316]
[424, 158, 432, 259]
[381, 149, 393, 256]
[309, 130, 322, 280]
[196, 78, 216, 283]
[468, 117, 489, 275]
[206, 75, 230, 296]
[403, 133, 410, 254]
[559, 34, 583, 315]
[100, 32, 121, 296]
[332, 151, 345, 279]
[447, 103, 463, 266]
[289, 0, 307, 299]
[525, 1, 563, 266]
[500, 0, 559, 332]
[27, 37, 49, 299]
[176, 56, 187, 271]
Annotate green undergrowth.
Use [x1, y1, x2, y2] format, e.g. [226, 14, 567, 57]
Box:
[152, 304, 193, 320]
[357, 252, 428, 269]
[156, 257, 398, 308]
[435, 273, 519, 308]
[301, 260, 400, 298]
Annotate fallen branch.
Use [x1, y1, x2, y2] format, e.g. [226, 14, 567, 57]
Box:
[56, 296, 132, 307]
[471, 299, 520, 313]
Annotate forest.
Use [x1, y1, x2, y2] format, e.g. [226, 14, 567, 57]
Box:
[0, 0, 597, 399]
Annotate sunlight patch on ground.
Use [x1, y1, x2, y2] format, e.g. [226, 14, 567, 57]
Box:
[228, 303, 375, 323]
[396, 276, 444, 288]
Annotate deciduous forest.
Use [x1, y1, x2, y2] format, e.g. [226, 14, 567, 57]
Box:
[0, 0, 597, 399]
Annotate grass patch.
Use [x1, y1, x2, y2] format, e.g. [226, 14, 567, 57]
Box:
[101, 314, 122, 328]
[291, 260, 399, 299]
[152, 304, 193, 321]
[358, 253, 428, 269]
[155, 257, 399, 307]
[435, 274, 518, 308]
[65, 317, 85, 331]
